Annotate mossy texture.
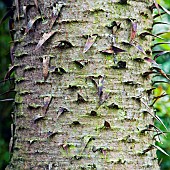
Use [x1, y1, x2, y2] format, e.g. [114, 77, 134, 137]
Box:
[7, 0, 159, 169]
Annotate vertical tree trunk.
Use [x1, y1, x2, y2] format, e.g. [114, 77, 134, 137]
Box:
[7, 0, 159, 169]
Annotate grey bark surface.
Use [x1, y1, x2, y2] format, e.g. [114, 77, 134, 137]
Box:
[7, 0, 159, 169]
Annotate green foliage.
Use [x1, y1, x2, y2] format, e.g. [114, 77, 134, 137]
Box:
[156, 0, 170, 9]
[0, 1, 13, 169]
[154, 84, 170, 170]
[153, 1, 170, 169]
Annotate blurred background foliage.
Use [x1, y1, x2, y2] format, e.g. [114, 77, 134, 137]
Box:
[0, 0, 14, 169]
[0, 0, 169, 169]
[153, 0, 170, 169]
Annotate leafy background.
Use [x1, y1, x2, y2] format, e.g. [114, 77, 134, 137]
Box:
[0, 0, 13, 169]
[152, 1, 170, 169]
[0, 0, 169, 169]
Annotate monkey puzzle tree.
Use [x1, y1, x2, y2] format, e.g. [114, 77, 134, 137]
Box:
[6, 0, 162, 169]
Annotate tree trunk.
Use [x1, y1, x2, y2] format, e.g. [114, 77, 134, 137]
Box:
[7, 0, 159, 169]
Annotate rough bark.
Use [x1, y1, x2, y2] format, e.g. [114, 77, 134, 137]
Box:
[7, 0, 159, 169]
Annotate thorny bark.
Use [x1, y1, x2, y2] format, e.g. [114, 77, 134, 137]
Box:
[7, 0, 159, 169]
